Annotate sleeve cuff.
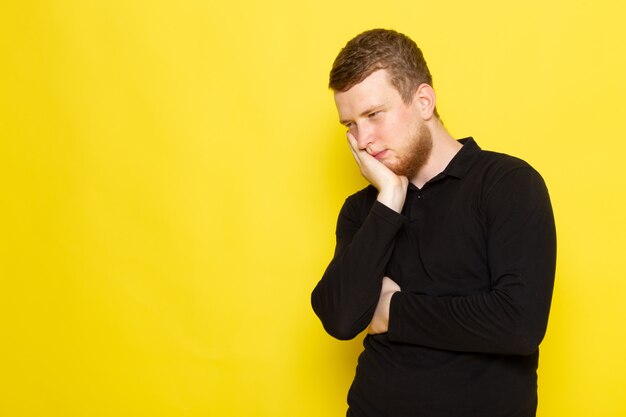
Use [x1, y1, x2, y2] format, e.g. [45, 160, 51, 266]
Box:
[371, 200, 406, 228]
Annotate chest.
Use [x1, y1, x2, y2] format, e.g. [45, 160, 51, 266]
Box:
[386, 180, 492, 296]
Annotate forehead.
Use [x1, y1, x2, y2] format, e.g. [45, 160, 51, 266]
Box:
[333, 69, 401, 118]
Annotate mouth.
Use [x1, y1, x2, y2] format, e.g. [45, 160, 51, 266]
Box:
[372, 150, 388, 160]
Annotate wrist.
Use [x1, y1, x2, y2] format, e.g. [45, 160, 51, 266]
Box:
[377, 179, 408, 213]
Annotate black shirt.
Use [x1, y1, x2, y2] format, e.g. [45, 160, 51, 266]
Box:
[311, 138, 556, 417]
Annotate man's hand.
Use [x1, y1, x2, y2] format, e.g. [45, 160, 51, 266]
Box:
[347, 132, 408, 213]
[368, 276, 401, 335]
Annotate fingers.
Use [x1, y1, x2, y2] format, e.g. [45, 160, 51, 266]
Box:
[346, 131, 358, 149]
[346, 132, 362, 164]
[382, 276, 401, 293]
[345, 132, 406, 204]
[347, 131, 377, 169]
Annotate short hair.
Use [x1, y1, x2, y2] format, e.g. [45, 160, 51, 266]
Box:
[329, 28, 439, 117]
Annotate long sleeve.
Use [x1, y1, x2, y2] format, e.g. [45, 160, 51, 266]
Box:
[387, 167, 556, 355]
[311, 189, 405, 340]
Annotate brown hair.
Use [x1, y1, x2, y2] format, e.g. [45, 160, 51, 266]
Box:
[329, 29, 439, 117]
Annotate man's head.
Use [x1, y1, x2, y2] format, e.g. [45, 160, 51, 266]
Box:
[329, 28, 438, 118]
[331, 29, 438, 180]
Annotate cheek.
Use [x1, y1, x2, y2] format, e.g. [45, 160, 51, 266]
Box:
[376, 117, 397, 136]
[396, 110, 415, 129]
[380, 119, 405, 143]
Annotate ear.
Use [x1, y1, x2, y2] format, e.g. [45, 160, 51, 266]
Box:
[413, 83, 436, 121]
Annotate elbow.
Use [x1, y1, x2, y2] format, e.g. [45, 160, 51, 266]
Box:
[322, 318, 363, 341]
[503, 335, 540, 356]
[311, 293, 366, 340]
[488, 291, 550, 355]
[498, 322, 546, 356]
[312, 304, 364, 340]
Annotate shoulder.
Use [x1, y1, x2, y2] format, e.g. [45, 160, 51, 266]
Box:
[331, 185, 378, 235]
[475, 149, 534, 176]
[346, 184, 378, 204]
[472, 150, 545, 194]
[341, 185, 378, 221]
[472, 151, 553, 226]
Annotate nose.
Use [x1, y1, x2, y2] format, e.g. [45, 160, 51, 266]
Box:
[354, 123, 374, 151]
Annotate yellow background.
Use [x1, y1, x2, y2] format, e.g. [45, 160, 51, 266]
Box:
[1, 0, 625, 416]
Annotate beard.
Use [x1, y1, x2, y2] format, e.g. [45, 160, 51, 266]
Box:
[386, 123, 432, 179]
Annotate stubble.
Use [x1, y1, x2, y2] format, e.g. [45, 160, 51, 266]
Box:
[388, 123, 432, 179]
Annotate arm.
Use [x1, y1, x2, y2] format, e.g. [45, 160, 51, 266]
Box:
[387, 167, 556, 355]
[311, 199, 404, 340]
[367, 276, 401, 334]
[311, 133, 408, 340]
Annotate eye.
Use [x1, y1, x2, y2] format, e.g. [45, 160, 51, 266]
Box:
[368, 111, 381, 119]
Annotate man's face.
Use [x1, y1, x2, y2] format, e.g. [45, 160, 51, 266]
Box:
[334, 69, 432, 179]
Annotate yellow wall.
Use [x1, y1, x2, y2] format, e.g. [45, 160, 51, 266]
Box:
[1, 1, 625, 416]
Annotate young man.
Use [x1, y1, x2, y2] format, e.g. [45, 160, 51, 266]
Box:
[311, 29, 556, 417]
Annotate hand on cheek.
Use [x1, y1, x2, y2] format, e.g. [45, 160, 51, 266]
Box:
[346, 132, 408, 213]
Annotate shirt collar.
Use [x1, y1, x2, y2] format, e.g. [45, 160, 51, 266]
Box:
[441, 137, 482, 179]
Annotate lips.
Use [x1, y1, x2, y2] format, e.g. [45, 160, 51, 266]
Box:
[372, 150, 388, 160]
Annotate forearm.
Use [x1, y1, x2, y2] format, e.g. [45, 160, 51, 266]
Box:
[388, 282, 554, 355]
[311, 200, 405, 340]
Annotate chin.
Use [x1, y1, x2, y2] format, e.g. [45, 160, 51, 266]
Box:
[384, 162, 402, 176]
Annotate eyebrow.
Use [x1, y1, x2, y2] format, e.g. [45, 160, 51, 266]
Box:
[339, 104, 385, 125]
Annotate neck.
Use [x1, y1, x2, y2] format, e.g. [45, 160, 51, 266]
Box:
[410, 119, 462, 188]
